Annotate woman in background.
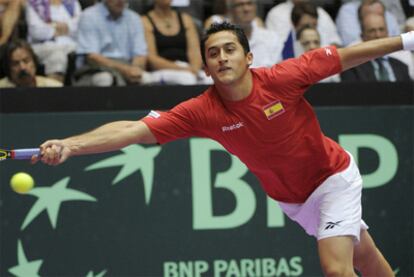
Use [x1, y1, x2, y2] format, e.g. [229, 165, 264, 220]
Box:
[141, 0, 205, 85]
[0, 0, 25, 46]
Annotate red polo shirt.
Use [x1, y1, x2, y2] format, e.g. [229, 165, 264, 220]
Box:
[142, 46, 349, 203]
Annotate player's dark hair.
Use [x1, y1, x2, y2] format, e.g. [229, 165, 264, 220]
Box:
[1, 39, 39, 79]
[200, 22, 250, 65]
[291, 2, 318, 28]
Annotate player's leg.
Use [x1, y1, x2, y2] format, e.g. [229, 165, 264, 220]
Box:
[318, 235, 357, 277]
[353, 229, 394, 276]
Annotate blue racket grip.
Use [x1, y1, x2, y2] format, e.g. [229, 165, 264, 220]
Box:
[13, 148, 41, 160]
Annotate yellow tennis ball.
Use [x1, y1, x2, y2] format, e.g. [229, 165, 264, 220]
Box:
[10, 172, 34, 194]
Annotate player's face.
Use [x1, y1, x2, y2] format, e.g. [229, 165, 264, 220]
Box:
[203, 31, 252, 85]
[9, 48, 36, 87]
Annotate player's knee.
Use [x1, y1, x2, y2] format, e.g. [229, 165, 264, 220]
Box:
[353, 246, 380, 273]
[322, 263, 356, 277]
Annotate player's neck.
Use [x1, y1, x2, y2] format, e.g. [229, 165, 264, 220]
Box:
[215, 71, 253, 101]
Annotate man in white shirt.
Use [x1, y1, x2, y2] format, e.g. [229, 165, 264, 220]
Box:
[265, 0, 341, 59]
[26, 0, 82, 82]
[226, 0, 282, 67]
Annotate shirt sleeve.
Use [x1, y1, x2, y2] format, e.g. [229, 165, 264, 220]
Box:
[261, 46, 342, 99]
[67, 1, 82, 38]
[76, 11, 101, 54]
[317, 8, 342, 46]
[26, 5, 55, 42]
[141, 98, 206, 144]
[385, 11, 401, 37]
[335, 3, 359, 46]
[130, 13, 148, 57]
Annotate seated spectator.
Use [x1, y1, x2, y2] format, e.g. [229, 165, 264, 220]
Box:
[26, 0, 82, 83]
[0, 0, 25, 46]
[78, 0, 96, 10]
[341, 13, 411, 82]
[336, 0, 400, 46]
[406, 16, 414, 32]
[376, 0, 406, 27]
[141, 0, 203, 85]
[0, 39, 62, 87]
[74, 0, 149, 86]
[296, 25, 340, 82]
[204, 0, 264, 30]
[205, 0, 282, 68]
[265, 0, 341, 60]
[341, 0, 406, 27]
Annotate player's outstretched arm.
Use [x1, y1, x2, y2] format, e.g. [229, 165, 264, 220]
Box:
[338, 31, 414, 71]
[36, 120, 156, 166]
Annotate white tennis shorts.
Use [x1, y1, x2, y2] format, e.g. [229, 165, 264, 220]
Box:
[278, 153, 368, 243]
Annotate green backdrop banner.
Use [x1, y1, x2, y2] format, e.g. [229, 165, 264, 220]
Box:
[0, 107, 413, 277]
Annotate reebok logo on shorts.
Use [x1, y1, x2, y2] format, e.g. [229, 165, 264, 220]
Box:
[324, 220, 343, 230]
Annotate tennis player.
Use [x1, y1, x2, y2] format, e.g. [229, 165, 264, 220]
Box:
[37, 22, 413, 276]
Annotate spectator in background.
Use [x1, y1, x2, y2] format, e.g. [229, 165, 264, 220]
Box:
[206, 0, 282, 68]
[74, 0, 148, 86]
[229, 0, 282, 67]
[296, 25, 340, 82]
[405, 1, 414, 32]
[265, 0, 341, 60]
[141, 0, 203, 85]
[78, 0, 96, 10]
[204, 0, 264, 30]
[336, 0, 400, 46]
[0, 39, 62, 87]
[0, 0, 25, 46]
[341, 13, 411, 82]
[26, 0, 82, 83]
[407, 17, 414, 32]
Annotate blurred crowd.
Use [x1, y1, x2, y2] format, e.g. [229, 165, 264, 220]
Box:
[0, 0, 413, 88]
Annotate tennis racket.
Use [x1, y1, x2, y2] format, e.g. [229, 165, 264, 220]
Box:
[0, 148, 40, 161]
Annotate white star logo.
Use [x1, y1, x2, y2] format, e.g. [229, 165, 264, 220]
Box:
[21, 177, 97, 230]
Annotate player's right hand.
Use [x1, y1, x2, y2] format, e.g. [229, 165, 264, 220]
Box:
[32, 140, 72, 166]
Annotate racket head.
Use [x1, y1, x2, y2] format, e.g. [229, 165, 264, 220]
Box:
[0, 149, 11, 161]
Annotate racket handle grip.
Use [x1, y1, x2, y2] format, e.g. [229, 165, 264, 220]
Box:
[13, 148, 40, 160]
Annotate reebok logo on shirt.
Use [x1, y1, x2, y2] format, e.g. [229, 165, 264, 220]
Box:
[324, 47, 332, 56]
[222, 122, 244, 132]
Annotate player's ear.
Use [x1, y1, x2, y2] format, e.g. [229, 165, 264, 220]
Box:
[246, 52, 253, 67]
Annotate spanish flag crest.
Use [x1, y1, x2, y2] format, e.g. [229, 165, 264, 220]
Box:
[263, 100, 285, 120]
